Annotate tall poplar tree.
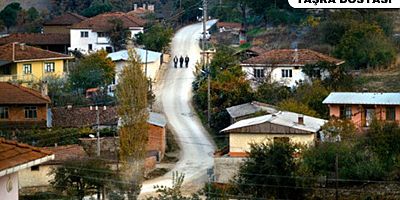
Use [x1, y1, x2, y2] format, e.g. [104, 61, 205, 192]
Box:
[116, 48, 148, 199]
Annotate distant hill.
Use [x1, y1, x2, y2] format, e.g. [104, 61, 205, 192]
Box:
[0, 0, 52, 12]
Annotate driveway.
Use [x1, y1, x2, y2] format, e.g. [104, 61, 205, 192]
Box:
[140, 20, 218, 197]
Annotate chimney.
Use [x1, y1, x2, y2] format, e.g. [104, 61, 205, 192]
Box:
[293, 48, 299, 63]
[298, 114, 304, 125]
[143, 3, 146, 9]
[20, 43, 25, 50]
[133, 3, 137, 10]
[41, 81, 48, 97]
[148, 4, 155, 12]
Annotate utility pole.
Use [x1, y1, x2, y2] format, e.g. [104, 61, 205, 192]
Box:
[91, 105, 106, 156]
[145, 49, 148, 78]
[335, 153, 339, 200]
[202, 0, 210, 127]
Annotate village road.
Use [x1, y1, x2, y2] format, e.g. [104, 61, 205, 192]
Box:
[139, 20, 218, 197]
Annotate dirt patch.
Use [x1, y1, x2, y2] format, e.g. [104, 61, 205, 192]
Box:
[144, 168, 169, 180]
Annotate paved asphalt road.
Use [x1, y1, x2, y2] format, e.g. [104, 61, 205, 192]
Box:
[140, 20, 218, 197]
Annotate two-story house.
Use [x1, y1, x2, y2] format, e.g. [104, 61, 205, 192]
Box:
[240, 49, 344, 88]
[0, 82, 51, 129]
[43, 12, 87, 34]
[70, 12, 145, 54]
[0, 43, 73, 82]
[323, 92, 400, 129]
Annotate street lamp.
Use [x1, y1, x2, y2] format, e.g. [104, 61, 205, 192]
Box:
[90, 105, 107, 156]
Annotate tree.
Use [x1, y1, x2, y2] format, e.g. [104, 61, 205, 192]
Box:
[254, 82, 291, 105]
[293, 81, 330, 118]
[116, 49, 149, 199]
[233, 142, 303, 199]
[51, 158, 113, 200]
[69, 50, 115, 92]
[334, 23, 396, 69]
[82, 0, 112, 17]
[108, 18, 128, 52]
[320, 118, 356, 142]
[278, 98, 319, 117]
[136, 23, 173, 53]
[0, 2, 22, 30]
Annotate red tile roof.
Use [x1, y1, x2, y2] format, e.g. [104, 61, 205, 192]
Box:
[43, 144, 87, 164]
[242, 49, 344, 66]
[44, 12, 87, 26]
[0, 138, 54, 173]
[52, 106, 118, 128]
[0, 33, 70, 45]
[71, 12, 145, 32]
[0, 82, 50, 104]
[0, 43, 72, 62]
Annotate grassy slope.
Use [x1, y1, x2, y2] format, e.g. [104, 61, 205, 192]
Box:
[352, 68, 400, 92]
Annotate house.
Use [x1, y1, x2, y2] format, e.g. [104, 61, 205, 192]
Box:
[0, 33, 70, 54]
[323, 92, 400, 129]
[43, 12, 87, 34]
[52, 106, 167, 160]
[226, 101, 278, 124]
[217, 22, 242, 33]
[240, 49, 344, 88]
[18, 144, 87, 194]
[70, 12, 145, 54]
[0, 138, 54, 200]
[234, 46, 267, 61]
[107, 48, 163, 94]
[0, 43, 73, 82]
[220, 111, 327, 157]
[0, 82, 50, 129]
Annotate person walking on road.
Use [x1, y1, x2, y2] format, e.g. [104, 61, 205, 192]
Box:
[185, 55, 189, 68]
[179, 56, 184, 68]
[173, 56, 178, 68]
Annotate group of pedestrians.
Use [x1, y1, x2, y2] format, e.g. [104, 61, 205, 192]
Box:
[173, 55, 190, 68]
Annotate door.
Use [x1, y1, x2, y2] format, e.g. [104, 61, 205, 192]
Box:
[365, 108, 375, 127]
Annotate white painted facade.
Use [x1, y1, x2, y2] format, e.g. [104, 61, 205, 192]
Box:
[0, 173, 18, 200]
[70, 28, 143, 54]
[242, 66, 308, 88]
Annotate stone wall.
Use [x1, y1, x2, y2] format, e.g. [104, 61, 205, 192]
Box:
[214, 157, 245, 183]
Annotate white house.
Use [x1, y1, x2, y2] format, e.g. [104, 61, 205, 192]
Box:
[240, 49, 344, 88]
[69, 12, 145, 54]
[107, 48, 162, 95]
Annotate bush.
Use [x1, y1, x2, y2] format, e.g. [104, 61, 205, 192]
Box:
[254, 82, 291, 105]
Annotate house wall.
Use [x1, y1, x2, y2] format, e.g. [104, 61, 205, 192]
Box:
[71, 28, 144, 54]
[242, 66, 307, 88]
[18, 165, 55, 188]
[0, 105, 47, 122]
[15, 60, 64, 80]
[229, 133, 315, 155]
[147, 124, 166, 160]
[0, 173, 19, 200]
[214, 157, 245, 183]
[328, 104, 400, 129]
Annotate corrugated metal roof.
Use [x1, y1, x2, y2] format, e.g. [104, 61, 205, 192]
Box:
[148, 112, 167, 127]
[226, 101, 278, 118]
[107, 48, 162, 63]
[221, 111, 326, 133]
[322, 92, 400, 105]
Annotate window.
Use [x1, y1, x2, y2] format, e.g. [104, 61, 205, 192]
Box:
[88, 44, 93, 51]
[0, 107, 8, 119]
[44, 62, 55, 73]
[274, 137, 290, 143]
[281, 69, 292, 78]
[98, 32, 108, 37]
[106, 46, 113, 53]
[386, 106, 396, 121]
[253, 68, 265, 78]
[24, 106, 37, 119]
[31, 165, 39, 171]
[340, 105, 352, 119]
[23, 64, 32, 74]
[80, 31, 89, 38]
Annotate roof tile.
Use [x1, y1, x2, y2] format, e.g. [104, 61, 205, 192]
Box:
[0, 82, 50, 104]
[0, 33, 70, 45]
[0, 42, 72, 62]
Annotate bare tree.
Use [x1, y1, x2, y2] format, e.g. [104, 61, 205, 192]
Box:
[116, 48, 149, 199]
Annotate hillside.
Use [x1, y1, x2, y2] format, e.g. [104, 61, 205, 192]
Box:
[0, 0, 52, 11]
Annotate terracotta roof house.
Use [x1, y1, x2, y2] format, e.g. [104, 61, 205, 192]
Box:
[70, 12, 146, 54]
[0, 82, 51, 129]
[0, 33, 70, 54]
[323, 92, 400, 130]
[51, 106, 118, 128]
[240, 49, 344, 88]
[0, 138, 54, 200]
[0, 43, 73, 82]
[226, 101, 278, 124]
[18, 144, 87, 192]
[43, 12, 87, 35]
